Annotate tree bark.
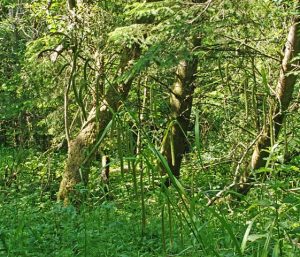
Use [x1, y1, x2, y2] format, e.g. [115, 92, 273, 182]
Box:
[101, 155, 110, 185]
[57, 47, 140, 204]
[238, 13, 300, 195]
[67, 0, 76, 10]
[161, 56, 198, 181]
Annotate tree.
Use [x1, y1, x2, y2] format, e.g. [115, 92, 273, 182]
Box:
[161, 52, 198, 182]
[237, 3, 300, 195]
[56, 0, 145, 203]
[57, 46, 141, 203]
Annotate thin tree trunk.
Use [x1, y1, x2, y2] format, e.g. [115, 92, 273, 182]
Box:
[101, 155, 110, 184]
[161, 55, 198, 181]
[57, 47, 140, 204]
[238, 12, 300, 195]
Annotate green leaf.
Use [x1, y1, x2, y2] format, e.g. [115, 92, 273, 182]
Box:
[272, 242, 280, 257]
[208, 208, 243, 256]
[241, 215, 260, 253]
[247, 234, 266, 242]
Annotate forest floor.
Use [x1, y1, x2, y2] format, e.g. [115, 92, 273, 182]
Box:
[0, 147, 300, 257]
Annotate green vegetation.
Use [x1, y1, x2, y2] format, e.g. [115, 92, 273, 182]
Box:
[1, 0, 300, 256]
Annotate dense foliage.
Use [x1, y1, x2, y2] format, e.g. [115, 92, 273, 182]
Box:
[1, 0, 300, 256]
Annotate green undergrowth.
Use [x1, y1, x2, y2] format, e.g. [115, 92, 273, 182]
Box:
[0, 200, 161, 257]
[0, 147, 300, 257]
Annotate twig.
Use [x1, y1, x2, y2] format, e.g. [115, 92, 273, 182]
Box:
[223, 35, 280, 62]
[207, 131, 263, 206]
[189, 0, 214, 24]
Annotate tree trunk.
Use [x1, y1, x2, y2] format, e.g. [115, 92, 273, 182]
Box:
[57, 47, 140, 204]
[101, 155, 110, 185]
[238, 13, 300, 195]
[161, 56, 198, 182]
[67, 0, 76, 10]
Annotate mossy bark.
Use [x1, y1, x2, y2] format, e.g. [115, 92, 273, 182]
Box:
[161, 57, 198, 180]
[57, 106, 108, 204]
[57, 47, 140, 204]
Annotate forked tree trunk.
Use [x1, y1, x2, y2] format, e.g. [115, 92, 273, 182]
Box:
[238, 12, 300, 195]
[161, 55, 198, 181]
[57, 47, 140, 204]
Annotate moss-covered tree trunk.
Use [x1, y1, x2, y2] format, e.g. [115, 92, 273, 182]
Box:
[161, 56, 198, 181]
[57, 47, 140, 204]
[238, 13, 300, 195]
